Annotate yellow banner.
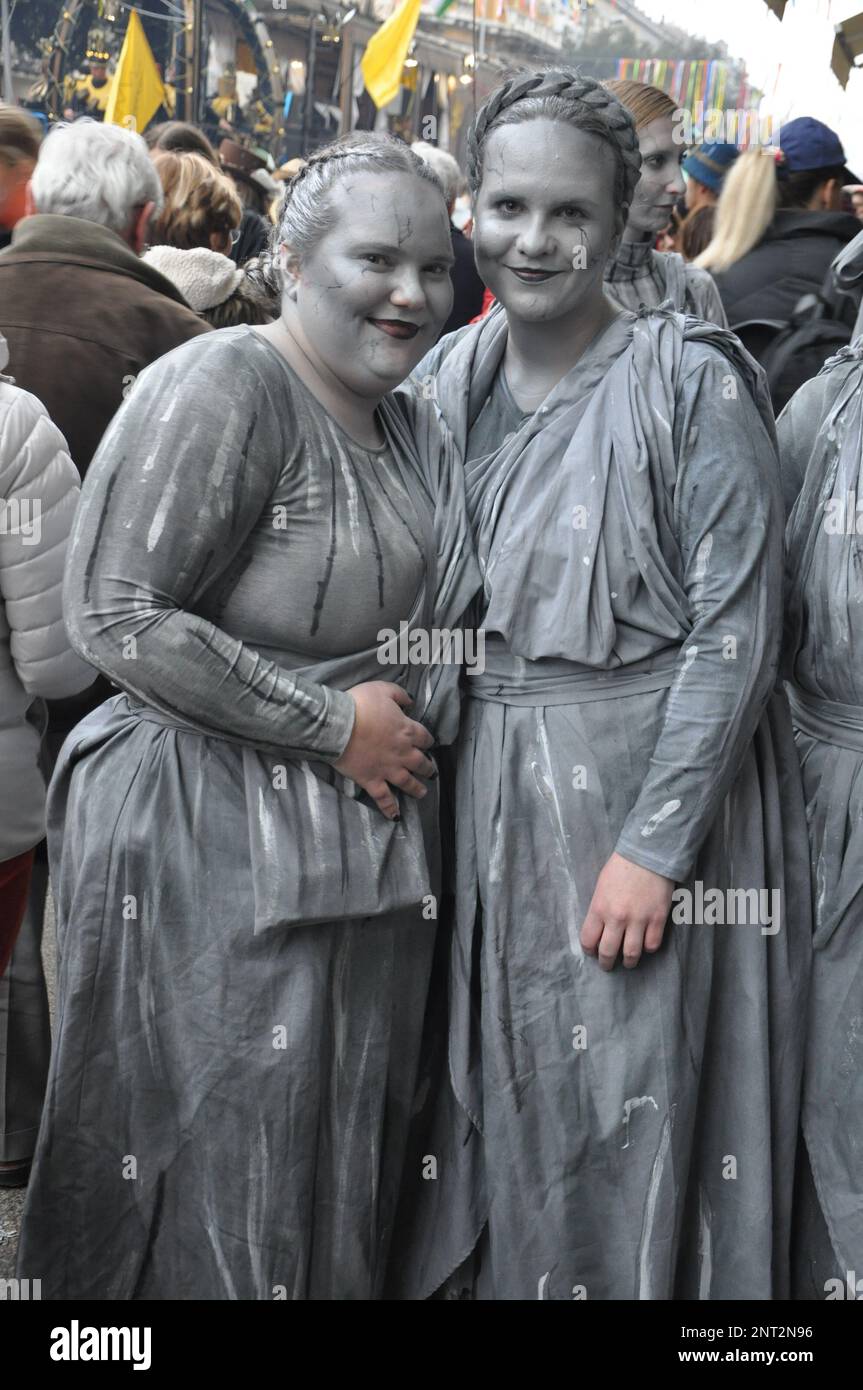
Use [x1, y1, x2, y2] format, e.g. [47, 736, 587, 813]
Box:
[104, 10, 166, 134]
[361, 0, 423, 110]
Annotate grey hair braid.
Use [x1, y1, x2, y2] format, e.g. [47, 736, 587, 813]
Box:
[274, 135, 444, 261]
[466, 68, 642, 214]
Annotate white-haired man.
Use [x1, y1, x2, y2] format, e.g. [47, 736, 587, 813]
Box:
[0, 117, 209, 476]
[411, 141, 485, 335]
[0, 120, 209, 1193]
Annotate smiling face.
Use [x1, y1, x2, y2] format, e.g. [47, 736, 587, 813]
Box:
[627, 114, 685, 235]
[473, 118, 622, 327]
[283, 169, 454, 397]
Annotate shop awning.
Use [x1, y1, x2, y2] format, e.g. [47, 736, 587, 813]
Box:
[832, 11, 863, 88]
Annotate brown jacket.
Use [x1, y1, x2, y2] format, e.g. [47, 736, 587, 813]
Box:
[0, 214, 211, 477]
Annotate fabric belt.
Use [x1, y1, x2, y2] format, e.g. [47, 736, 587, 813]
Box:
[787, 683, 863, 754]
[467, 638, 679, 707]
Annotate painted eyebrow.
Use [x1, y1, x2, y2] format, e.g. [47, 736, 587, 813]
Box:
[348, 240, 455, 265]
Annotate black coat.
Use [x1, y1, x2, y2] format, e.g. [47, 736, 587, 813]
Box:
[440, 225, 486, 338]
[714, 209, 861, 328]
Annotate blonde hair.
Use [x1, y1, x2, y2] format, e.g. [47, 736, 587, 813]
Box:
[0, 104, 41, 169]
[694, 147, 778, 273]
[602, 79, 677, 132]
[150, 150, 242, 250]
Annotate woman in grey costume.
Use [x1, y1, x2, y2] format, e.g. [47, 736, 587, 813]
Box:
[779, 345, 863, 1296]
[16, 138, 479, 1300]
[602, 79, 727, 325]
[393, 70, 811, 1301]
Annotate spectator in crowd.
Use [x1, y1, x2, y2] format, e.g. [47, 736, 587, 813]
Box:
[0, 105, 41, 252]
[697, 118, 861, 328]
[682, 140, 739, 214]
[0, 118, 210, 476]
[144, 151, 274, 326]
[411, 142, 486, 335]
[0, 331, 94, 1188]
[602, 78, 727, 324]
[679, 204, 716, 261]
[0, 121, 211, 1181]
[145, 119, 219, 162]
[218, 138, 278, 265]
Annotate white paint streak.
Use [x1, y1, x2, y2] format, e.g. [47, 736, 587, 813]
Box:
[640, 799, 681, 838]
[301, 761, 324, 846]
[698, 1187, 713, 1300]
[622, 1094, 658, 1149]
[336, 453, 362, 556]
[636, 1114, 672, 1299]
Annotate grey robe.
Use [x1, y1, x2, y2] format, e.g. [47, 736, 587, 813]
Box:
[15, 326, 479, 1300]
[782, 341, 863, 1287]
[605, 238, 728, 325]
[392, 305, 811, 1300]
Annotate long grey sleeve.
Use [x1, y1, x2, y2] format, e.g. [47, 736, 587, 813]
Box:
[64, 335, 356, 760]
[616, 350, 783, 880]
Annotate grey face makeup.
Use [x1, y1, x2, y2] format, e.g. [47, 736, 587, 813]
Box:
[285, 171, 455, 397]
[626, 114, 685, 236]
[473, 119, 621, 326]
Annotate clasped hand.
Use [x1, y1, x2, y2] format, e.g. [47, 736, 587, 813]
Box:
[333, 680, 436, 820]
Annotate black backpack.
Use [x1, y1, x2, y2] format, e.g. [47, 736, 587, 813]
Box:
[733, 278, 857, 416]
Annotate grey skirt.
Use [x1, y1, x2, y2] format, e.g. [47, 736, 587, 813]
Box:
[16, 695, 438, 1300]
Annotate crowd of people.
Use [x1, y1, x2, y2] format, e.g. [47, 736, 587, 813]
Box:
[0, 64, 861, 1301]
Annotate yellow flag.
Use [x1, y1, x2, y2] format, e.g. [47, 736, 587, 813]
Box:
[361, 0, 422, 110]
[104, 10, 166, 134]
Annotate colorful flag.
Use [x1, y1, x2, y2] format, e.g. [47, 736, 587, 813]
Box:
[361, 0, 422, 110]
[104, 10, 166, 133]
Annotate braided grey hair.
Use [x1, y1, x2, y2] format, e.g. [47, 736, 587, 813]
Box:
[274, 134, 445, 261]
[467, 68, 642, 217]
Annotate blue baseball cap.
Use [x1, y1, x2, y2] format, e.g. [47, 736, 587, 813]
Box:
[682, 142, 739, 194]
[775, 116, 857, 181]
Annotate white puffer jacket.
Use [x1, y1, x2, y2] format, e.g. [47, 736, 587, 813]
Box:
[0, 333, 94, 862]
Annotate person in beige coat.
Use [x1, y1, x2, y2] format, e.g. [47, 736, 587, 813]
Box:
[0, 331, 92, 1186]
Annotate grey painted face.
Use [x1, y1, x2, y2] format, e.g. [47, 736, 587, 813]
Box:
[473, 119, 622, 326]
[283, 170, 455, 398]
[627, 114, 685, 236]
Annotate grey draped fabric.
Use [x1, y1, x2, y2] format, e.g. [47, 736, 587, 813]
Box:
[390, 305, 811, 1300]
[604, 239, 728, 326]
[16, 326, 480, 1300]
[782, 340, 863, 1281]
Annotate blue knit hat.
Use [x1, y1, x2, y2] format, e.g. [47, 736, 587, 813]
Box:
[682, 142, 740, 194]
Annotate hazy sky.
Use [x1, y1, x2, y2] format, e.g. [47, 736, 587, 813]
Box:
[637, 0, 863, 171]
